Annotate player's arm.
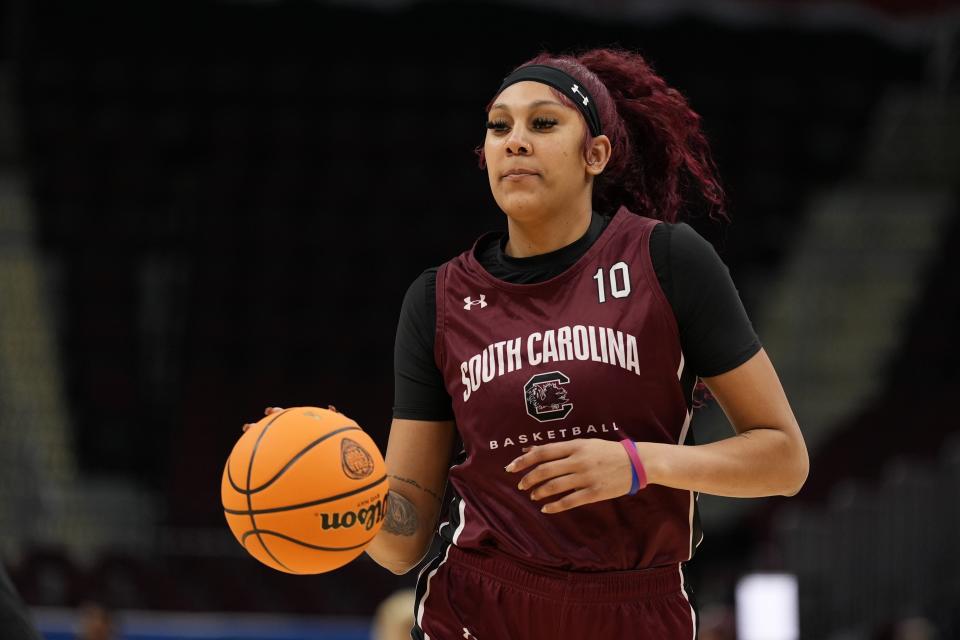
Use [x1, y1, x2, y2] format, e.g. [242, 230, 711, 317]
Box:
[633, 224, 809, 497]
[635, 348, 808, 497]
[371, 268, 456, 573]
[633, 222, 809, 496]
[365, 418, 455, 575]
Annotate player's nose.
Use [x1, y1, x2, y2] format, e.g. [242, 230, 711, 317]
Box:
[505, 129, 531, 156]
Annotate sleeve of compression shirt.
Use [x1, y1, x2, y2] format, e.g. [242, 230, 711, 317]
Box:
[665, 222, 762, 377]
[392, 268, 454, 421]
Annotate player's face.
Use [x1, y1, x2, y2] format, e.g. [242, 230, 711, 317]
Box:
[484, 81, 592, 221]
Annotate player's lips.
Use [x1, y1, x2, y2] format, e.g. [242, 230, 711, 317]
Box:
[501, 168, 540, 180]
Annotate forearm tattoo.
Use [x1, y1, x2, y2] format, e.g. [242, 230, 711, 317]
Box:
[389, 474, 442, 503]
[383, 490, 418, 537]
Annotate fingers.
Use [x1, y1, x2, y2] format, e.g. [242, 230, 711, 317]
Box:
[540, 487, 599, 514]
[527, 473, 580, 502]
[241, 405, 337, 433]
[508, 439, 633, 513]
[241, 406, 285, 432]
[505, 441, 577, 473]
[516, 459, 574, 491]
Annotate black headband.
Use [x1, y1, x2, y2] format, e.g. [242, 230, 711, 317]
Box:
[495, 64, 603, 137]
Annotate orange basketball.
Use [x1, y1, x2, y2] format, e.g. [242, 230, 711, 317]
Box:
[221, 406, 388, 574]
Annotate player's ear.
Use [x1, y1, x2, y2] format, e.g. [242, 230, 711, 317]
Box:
[585, 134, 611, 176]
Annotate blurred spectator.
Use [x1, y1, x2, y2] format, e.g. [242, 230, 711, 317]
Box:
[699, 603, 736, 640]
[0, 565, 42, 640]
[874, 616, 939, 640]
[372, 588, 416, 640]
[75, 602, 117, 640]
[895, 618, 939, 640]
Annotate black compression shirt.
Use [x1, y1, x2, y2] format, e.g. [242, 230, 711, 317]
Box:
[393, 211, 761, 421]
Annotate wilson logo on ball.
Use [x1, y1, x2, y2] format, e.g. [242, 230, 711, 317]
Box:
[341, 438, 375, 479]
[320, 496, 388, 532]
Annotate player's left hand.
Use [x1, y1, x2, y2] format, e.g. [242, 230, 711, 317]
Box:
[505, 438, 635, 514]
[242, 404, 339, 432]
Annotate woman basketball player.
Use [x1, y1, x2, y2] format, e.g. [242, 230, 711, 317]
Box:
[250, 47, 808, 639]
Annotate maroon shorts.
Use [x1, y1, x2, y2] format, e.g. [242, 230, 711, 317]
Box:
[411, 542, 698, 640]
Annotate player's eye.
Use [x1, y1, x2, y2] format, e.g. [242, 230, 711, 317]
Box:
[485, 116, 558, 133]
[532, 117, 558, 129]
[485, 119, 509, 132]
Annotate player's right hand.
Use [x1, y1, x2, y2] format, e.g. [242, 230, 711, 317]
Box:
[241, 405, 339, 432]
[242, 406, 283, 432]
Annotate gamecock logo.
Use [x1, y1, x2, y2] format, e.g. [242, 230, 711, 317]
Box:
[524, 371, 573, 422]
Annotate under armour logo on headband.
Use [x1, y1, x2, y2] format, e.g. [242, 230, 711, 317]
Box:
[571, 84, 589, 106]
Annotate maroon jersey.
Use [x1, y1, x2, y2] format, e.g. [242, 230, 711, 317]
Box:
[433, 206, 702, 571]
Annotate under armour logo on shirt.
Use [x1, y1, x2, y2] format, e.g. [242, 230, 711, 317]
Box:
[464, 295, 488, 310]
[571, 83, 589, 106]
[462, 628, 478, 639]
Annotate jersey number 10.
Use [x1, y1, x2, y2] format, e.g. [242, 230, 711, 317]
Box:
[593, 262, 631, 303]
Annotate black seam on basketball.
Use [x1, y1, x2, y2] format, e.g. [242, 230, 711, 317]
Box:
[223, 475, 388, 515]
[225, 425, 360, 495]
[240, 529, 375, 552]
[246, 409, 294, 573]
[231, 425, 362, 495]
[226, 455, 242, 497]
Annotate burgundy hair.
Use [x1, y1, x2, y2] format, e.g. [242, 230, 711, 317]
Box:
[478, 47, 729, 405]
[477, 47, 728, 224]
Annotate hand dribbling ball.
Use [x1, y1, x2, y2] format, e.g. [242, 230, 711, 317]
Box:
[222, 406, 388, 574]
